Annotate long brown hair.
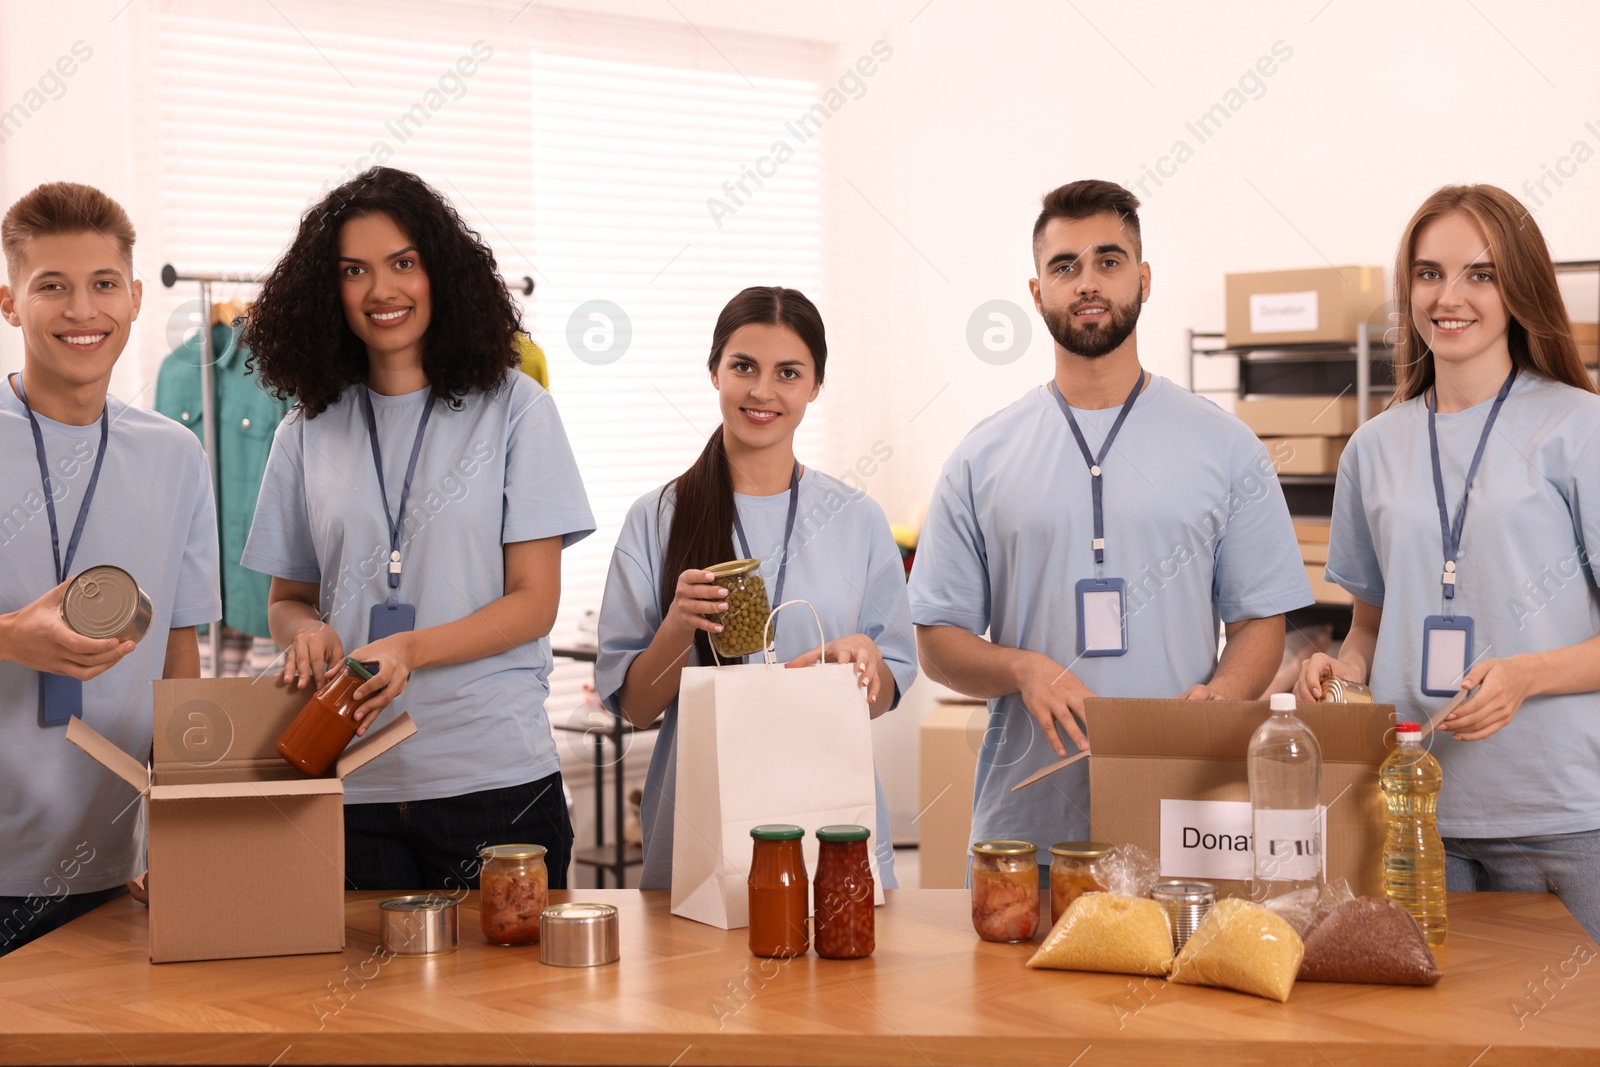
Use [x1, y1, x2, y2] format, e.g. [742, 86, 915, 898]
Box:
[658, 286, 828, 662]
[1391, 184, 1596, 402]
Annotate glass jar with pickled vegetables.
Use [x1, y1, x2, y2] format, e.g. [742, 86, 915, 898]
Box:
[970, 840, 1039, 943]
[479, 844, 548, 946]
[748, 824, 809, 958]
[707, 558, 771, 659]
[813, 825, 874, 959]
[1047, 841, 1112, 927]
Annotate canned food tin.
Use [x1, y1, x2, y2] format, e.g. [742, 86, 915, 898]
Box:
[1319, 678, 1374, 704]
[61, 565, 152, 643]
[378, 895, 458, 957]
[539, 903, 620, 967]
[1150, 879, 1217, 952]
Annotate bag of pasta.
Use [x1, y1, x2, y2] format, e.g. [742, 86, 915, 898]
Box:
[1026, 893, 1173, 976]
[1168, 897, 1304, 1002]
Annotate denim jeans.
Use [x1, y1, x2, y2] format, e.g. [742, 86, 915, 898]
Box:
[0, 885, 127, 958]
[344, 772, 574, 892]
[1445, 829, 1600, 941]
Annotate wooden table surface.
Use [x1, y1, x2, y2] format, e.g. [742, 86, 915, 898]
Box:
[2, 889, 1597, 1066]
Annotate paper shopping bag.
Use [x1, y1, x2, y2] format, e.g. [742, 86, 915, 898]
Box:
[671, 657, 885, 929]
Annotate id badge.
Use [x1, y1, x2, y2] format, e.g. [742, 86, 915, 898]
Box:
[1076, 577, 1128, 657]
[39, 673, 84, 727]
[1421, 615, 1473, 697]
[369, 602, 417, 642]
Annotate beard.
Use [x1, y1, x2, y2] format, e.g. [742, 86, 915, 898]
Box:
[1042, 292, 1142, 358]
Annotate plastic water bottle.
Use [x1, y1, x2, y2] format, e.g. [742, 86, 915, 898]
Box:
[1381, 721, 1447, 945]
[1248, 694, 1323, 897]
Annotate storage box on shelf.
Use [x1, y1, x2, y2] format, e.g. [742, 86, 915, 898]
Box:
[1224, 265, 1387, 348]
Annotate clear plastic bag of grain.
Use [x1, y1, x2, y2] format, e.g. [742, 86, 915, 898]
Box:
[1168, 897, 1304, 1001]
[1026, 892, 1173, 976]
[1297, 897, 1441, 986]
[1097, 843, 1160, 898]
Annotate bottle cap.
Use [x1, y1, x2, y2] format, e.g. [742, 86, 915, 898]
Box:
[1395, 722, 1422, 735]
[1269, 693, 1296, 712]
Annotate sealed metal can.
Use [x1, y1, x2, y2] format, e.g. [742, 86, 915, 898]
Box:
[1319, 678, 1374, 704]
[379, 895, 458, 957]
[1150, 879, 1217, 952]
[62, 565, 151, 643]
[539, 903, 620, 967]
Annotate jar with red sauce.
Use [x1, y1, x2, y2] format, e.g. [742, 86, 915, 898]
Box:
[275, 657, 377, 775]
[813, 825, 874, 959]
[748, 824, 808, 958]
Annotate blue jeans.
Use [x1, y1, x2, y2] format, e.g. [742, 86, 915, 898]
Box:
[1445, 830, 1600, 941]
[344, 772, 574, 892]
[0, 885, 127, 958]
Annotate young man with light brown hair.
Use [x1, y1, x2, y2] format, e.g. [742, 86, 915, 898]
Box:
[0, 182, 220, 955]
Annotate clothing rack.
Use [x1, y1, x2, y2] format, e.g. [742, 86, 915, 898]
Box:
[161, 266, 262, 674]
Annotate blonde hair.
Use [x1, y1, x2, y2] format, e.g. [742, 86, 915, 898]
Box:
[1390, 184, 1595, 401]
[2, 182, 136, 278]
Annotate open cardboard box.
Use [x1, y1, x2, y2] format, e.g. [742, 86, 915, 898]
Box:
[67, 678, 415, 963]
[1085, 698, 1392, 898]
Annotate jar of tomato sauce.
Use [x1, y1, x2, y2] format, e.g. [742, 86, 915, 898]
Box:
[479, 844, 548, 946]
[813, 825, 874, 959]
[970, 840, 1039, 943]
[275, 657, 376, 775]
[748, 825, 808, 958]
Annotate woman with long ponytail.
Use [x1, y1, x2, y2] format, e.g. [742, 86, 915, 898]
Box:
[596, 286, 914, 889]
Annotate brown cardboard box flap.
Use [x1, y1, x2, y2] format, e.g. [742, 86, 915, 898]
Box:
[336, 712, 417, 779]
[65, 716, 151, 795]
[1084, 698, 1391, 763]
[149, 778, 345, 801]
[152, 676, 304, 770]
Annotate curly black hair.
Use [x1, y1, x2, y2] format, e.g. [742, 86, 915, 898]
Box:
[244, 167, 520, 416]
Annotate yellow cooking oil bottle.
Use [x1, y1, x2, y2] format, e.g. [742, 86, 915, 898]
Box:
[1380, 721, 1447, 945]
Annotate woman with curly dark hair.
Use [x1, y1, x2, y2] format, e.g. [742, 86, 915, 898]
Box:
[242, 168, 594, 891]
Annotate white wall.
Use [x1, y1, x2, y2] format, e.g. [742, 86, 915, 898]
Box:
[6, 0, 1599, 848]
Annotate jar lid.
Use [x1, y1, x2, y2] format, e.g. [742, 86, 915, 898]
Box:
[750, 824, 804, 841]
[816, 825, 870, 842]
[1150, 879, 1217, 903]
[344, 656, 375, 681]
[1048, 841, 1114, 858]
[707, 558, 761, 578]
[480, 843, 549, 861]
[972, 839, 1037, 857]
[379, 894, 455, 912]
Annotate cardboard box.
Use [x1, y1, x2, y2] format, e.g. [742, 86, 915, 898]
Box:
[1575, 322, 1597, 366]
[1263, 436, 1347, 476]
[1236, 395, 1384, 437]
[1307, 564, 1353, 605]
[67, 678, 415, 963]
[917, 699, 984, 889]
[1085, 698, 1392, 899]
[1299, 540, 1329, 566]
[1225, 266, 1387, 347]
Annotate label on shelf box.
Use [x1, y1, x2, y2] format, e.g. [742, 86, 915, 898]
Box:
[1249, 289, 1319, 333]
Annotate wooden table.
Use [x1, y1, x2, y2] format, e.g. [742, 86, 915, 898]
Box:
[2, 890, 1597, 1065]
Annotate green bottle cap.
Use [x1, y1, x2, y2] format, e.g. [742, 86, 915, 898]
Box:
[816, 825, 870, 843]
[344, 657, 375, 681]
[750, 824, 804, 841]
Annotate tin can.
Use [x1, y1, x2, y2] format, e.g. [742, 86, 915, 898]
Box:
[378, 895, 458, 956]
[1319, 678, 1374, 704]
[539, 903, 620, 967]
[1150, 879, 1217, 952]
[62, 565, 151, 643]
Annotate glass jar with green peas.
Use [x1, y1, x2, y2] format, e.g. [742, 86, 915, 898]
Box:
[707, 558, 771, 658]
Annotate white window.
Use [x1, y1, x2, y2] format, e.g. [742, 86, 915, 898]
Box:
[134, 1, 831, 715]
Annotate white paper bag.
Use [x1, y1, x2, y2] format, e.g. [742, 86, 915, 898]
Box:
[671, 602, 885, 930]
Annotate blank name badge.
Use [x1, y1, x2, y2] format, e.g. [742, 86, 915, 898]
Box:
[1075, 577, 1128, 657]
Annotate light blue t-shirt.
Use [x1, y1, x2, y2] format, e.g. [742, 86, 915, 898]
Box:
[594, 469, 917, 890]
[0, 385, 221, 895]
[241, 374, 595, 804]
[1327, 373, 1600, 838]
[909, 377, 1312, 866]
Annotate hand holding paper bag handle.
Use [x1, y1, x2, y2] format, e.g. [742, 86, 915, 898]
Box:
[769, 600, 893, 712]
